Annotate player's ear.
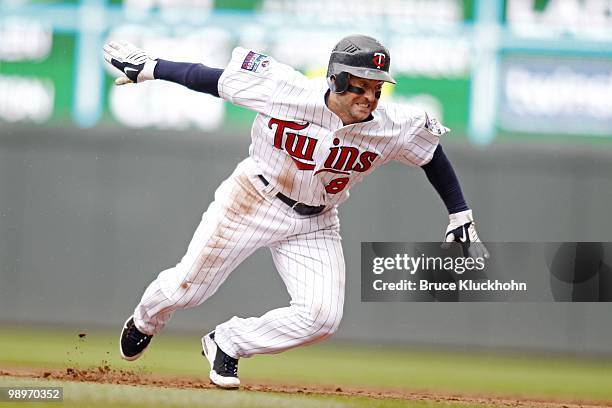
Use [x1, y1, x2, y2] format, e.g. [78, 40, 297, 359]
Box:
[327, 75, 337, 92]
[328, 73, 350, 94]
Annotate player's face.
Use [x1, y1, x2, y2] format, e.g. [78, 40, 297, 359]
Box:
[332, 76, 383, 125]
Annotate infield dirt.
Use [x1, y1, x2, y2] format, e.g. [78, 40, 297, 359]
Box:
[1, 366, 610, 408]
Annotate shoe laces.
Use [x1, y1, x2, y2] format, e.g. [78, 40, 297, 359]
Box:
[220, 353, 238, 376]
[127, 324, 149, 345]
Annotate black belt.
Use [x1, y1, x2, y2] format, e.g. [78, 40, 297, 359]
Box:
[257, 175, 326, 216]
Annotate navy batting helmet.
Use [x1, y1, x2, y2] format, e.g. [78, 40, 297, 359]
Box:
[327, 35, 396, 94]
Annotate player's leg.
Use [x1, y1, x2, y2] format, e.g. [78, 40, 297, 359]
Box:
[134, 171, 278, 333]
[121, 169, 281, 360]
[213, 216, 345, 359]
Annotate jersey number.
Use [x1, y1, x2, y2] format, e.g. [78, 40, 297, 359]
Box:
[325, 177, 349, 194]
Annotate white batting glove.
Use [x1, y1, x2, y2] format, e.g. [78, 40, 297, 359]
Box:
[103, 41, 157, 85]
[441, 209, 490, 259]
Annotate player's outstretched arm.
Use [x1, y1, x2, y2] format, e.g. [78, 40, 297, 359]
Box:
[103, 41, 223, 96]
[421, 145, 489, 260]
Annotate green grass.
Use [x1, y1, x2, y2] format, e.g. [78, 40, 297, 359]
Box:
[2, 326, 612, 405]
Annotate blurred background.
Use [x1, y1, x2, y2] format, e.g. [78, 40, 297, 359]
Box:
[1, 0, 612, 356]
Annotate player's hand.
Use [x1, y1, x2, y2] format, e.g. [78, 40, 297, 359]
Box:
[103, 41, 157, 85]
[441, 209, 489, 260]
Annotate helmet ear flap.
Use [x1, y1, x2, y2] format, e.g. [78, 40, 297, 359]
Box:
[329, 72, 349, 93]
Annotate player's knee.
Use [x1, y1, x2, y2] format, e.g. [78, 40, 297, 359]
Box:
[323, 309, 343, 336]
[298, 303, 343, 338]
[318, 316, 341, 339]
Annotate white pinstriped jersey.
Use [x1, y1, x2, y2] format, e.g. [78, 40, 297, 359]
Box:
[218, 47, 447, 207]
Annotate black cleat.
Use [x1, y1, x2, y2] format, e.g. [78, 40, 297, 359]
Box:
[119, 316, 153, 361]
[201, 331, 240, 388]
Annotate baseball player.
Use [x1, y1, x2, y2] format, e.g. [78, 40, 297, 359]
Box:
[103, 34, 488, 389]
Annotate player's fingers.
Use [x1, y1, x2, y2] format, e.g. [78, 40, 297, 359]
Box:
[460, 242, 472, 258]
[115, 76, 133, 86]
[481, 243, 490, 259]
[445, 232, 455, 243]
[471, 243, 488, 260]
[103, 44, 122, 65]
[120, 41, 135, 50]
[103, 53, 115, 65]
[106, 41, 122, 51]
[468, 246, 479, 259]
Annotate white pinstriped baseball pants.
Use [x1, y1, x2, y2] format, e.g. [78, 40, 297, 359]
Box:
[133, 159, 345, 359]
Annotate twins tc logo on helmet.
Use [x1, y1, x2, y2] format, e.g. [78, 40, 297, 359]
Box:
[372, 52, 386, 69]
